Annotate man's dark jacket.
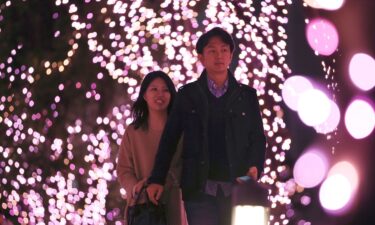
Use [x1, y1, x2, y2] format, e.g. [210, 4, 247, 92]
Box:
[148, 70, 266, 200]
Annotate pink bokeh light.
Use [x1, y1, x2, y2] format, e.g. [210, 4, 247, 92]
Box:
[349, 53, 375, 91]
[293, 150, 329, 188]
[306, 18, 339, 56]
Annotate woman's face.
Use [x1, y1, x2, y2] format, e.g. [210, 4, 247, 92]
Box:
[143, 77, 171, 113]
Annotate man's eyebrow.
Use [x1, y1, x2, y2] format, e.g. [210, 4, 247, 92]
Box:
[206, 44, 229, 48]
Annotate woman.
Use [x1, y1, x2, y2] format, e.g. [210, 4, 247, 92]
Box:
[116, 71, 187, 225]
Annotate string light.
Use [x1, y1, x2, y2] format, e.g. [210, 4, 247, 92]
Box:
[0, 0, 297, 224]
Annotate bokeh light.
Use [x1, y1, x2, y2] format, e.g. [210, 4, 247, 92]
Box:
[304, 0, 345, 10]
[315, 0, 345, 10]
[306, 18, 339, 56]
[319, 161, 358, 214]
[328, 161, 359, 191]
[282, 75, 314, 111]
[344, 99, 375, 139]
[304, 0, 323, 9]
[348, 53, 375, 91]
[319, 174, 352, 211]
[314, 100, 340, 134]
[297, 89, 331, 126]
[293, 149, 329, 188]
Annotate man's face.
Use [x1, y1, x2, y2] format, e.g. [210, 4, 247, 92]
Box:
[198, 36, 233, 75]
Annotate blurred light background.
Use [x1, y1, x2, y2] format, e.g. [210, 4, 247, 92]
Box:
[0, 0, 374, 224]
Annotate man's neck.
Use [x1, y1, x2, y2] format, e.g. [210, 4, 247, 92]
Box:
[206, 71, 228, 88]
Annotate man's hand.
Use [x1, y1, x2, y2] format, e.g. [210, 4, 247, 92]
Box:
[146, 183, 164, 205]
[236, 166, 258, 184]
[247, 166, 258, 180]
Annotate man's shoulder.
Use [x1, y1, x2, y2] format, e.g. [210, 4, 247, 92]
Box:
[237, 82, 257, 94]
[177, 80, 199, 93]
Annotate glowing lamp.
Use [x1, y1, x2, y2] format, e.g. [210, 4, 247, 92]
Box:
[231, 178, 270, 225]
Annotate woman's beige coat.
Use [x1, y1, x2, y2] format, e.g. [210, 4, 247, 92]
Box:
[117, 124, 187, 225]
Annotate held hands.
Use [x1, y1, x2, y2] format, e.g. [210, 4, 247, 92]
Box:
[236, 166, 258, 184]
[146, 183, 164, 205]
[132, 178, 147, 198]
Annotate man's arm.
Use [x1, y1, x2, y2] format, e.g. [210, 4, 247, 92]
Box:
[147, 91, 184, 204]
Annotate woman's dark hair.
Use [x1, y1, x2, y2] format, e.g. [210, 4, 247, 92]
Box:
[196, 27, 235, 54]
[131, 71, 176, 129]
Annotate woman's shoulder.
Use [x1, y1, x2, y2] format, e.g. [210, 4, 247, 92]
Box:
[122, 124, 137, 139]
[126, 124, 136, 132]
[124, 124, 149, 138]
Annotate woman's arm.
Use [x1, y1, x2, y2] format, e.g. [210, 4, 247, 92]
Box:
[116, 129, 138, 198]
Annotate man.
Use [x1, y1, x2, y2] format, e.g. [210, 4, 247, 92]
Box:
[147, 27, 266, 225]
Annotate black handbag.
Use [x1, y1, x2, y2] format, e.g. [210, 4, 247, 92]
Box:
[126, 186, 167, 225]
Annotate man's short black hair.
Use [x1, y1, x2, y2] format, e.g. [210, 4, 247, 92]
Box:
[196, 27, 235, 54]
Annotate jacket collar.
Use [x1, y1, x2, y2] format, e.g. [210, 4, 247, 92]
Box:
[195, 69, 243, 110]
[197, 69, 240, 90]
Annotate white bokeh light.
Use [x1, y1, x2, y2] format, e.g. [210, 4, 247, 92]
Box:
[282, 76, 314, 111]
[319, 174, 352, 211]
[316, 0, 345, 10]
[314, 100, 340, 134]
[319, 161, 358, 214]
[293, 150, 329, 188]
[345, 99, 375, 139]
[348, 53, 375, 91]
[304, 0, 322, 9]
[329, 161, 359, 190]
[297, 89, 331, 126]
[304, 0, 345, 10]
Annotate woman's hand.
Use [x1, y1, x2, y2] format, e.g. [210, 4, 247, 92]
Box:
[132, 178, 147, 198]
